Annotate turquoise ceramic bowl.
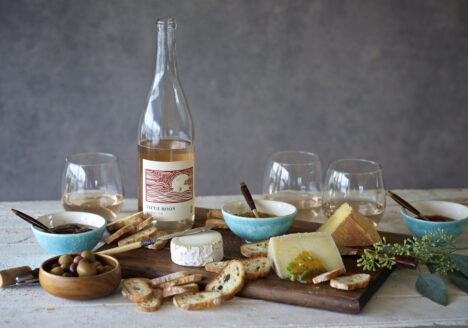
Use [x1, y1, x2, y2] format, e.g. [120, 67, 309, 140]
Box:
[400, 200, 468, 240]
[222, 199, 297, 242]
[32, 212, 106, 255]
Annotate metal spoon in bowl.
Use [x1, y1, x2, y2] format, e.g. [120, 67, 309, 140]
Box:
[11, 209, 55, 233]
[386, 191, 430, 221]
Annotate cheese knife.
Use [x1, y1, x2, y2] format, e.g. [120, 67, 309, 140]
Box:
[98, 225, 218, 256]
[338, 246, 418, 269]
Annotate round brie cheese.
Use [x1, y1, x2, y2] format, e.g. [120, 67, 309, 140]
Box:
[170, 230, 224, 267]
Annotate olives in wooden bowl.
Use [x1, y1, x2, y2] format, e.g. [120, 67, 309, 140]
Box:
[39, 252, 121, 300]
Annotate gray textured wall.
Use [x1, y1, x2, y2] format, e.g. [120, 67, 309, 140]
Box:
[1, 0, 467, 201]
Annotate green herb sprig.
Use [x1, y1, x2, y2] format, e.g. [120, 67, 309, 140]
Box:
[357, 228, 468, 305]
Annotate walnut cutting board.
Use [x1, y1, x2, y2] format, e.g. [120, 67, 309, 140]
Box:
[111, 208, 408, 314]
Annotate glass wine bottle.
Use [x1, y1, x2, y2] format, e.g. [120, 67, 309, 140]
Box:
[138, 18, 194, 232]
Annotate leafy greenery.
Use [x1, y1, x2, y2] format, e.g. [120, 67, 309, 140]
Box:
[415, 274, 448, 306]
[357, 229, 468, 305]
[357, 229, 465, 274]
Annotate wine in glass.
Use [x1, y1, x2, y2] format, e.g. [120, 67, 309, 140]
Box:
[322, 158, 385, 225]
[263, 151, 322, 221]
[61, 153, 124, 221]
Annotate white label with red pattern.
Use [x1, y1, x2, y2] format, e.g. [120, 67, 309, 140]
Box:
[142, 158, 194, 221]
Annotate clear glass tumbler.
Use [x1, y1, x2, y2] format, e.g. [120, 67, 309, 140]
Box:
[263, 151, 322, 221]
[322, 158, 385, 225]
[61, 153, 124, 222]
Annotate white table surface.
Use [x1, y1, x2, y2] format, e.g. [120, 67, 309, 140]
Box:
[1, 189, 467, 328]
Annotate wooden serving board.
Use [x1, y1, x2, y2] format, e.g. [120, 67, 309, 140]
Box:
[111, 208, 409, 314]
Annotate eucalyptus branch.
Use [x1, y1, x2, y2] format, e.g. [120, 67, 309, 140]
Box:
[357, 228, 465, 274]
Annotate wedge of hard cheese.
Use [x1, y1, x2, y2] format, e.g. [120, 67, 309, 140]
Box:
[268, 232, 345, 280]
[317, 203, 381, 246]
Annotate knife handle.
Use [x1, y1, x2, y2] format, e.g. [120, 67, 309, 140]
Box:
[0, 266, 32, 287]
[393, 254, 418, 269]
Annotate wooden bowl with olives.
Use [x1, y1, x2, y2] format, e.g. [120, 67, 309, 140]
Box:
[39, 251, 121, 300]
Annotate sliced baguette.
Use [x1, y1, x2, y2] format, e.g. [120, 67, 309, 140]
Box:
[137, 289, 163, 312]
[159, 274, 203, 288]
[106, 222, 140, 244]
[173, 292, 223, 311]
[205, 260, 245, 300]
[240, 240, 269, 258]
[205, 218, 228, 229]
[204, 261, 227, 273]
[134, 216, 156, 232]
[150, 271, 188, 287]
[122, 278, 153, 302]
[106, 212, 144, 232]
[205, 257, 270, 280]
[207, 210, 224, 220]
[330, 273, 371, 290]
[117, 226, 158, 246]
[312, 267, 346, 284]
[163, 283, 199, 298]
[145, 231, 170, 250]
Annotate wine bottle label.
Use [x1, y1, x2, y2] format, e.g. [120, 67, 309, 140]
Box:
[142, 158, 194, 221]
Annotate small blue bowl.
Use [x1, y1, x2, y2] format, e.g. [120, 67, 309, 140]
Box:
[400, 200, 468, 240]
[222, 199, 297, 242]
[32, 212, 106, 255]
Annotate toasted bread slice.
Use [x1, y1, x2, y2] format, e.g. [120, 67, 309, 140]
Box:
[134, 216, 156, 232]
[205, 260, 245, 300]
[117, 226, 158, 246]
[137, 289, 163, 312]
[204, 261, 227, 273]
[312, 267, 346, 284]
[242, 257, 271, 279]
[159, 274, 203, 288]
[207, 210, 224, 220]
[145, 231, 169, 250]
[150, 271, 188, 288]
[106, 212, 144, 232]
[330, 273, 371, 290]
[173, 292, 223, 311]
[240, 240, 269, 258]
[122, 278, 153, 302]
[163, 283, 199, 298]
[106, 222, 140, 244]
[205, 257, 270, 280]
[205, 218, 228, 229]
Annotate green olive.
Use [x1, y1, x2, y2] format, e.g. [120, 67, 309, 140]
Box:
[81, 250, 96, 262]
[50, 266, 64, 275]
[102, 265, 114, 272]
[77, 261, 97, 277]
[58, 254, 73, 267]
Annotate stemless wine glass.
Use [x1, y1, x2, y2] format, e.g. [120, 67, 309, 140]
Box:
[322, 158, 385, 225]
[61, 153, 124, 222]
[263, 151, 322, 221]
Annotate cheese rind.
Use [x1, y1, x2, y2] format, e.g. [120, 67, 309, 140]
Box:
[317, 203, 381, 246]
[171, 231, 223, 267]
[267, 232, 345, 280]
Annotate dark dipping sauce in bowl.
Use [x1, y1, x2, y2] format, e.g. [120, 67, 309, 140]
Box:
[424, 215, 455, 222]
[51, 224, 96, 234]
[238, 211, 277, 218]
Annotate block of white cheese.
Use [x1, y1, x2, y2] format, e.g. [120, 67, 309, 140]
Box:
[268, 232, 345, 280]
[171, 230, 223, 267]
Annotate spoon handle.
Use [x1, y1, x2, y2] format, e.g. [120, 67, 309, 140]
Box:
[240, 182, 260, 218]
[11, 209, 53, 232]
[386, 191, 429, 221]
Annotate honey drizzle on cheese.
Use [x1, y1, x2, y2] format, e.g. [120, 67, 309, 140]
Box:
[286, 251, 327, 284]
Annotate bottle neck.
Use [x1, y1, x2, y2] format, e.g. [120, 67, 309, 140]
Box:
[155, 21, 177, 76]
